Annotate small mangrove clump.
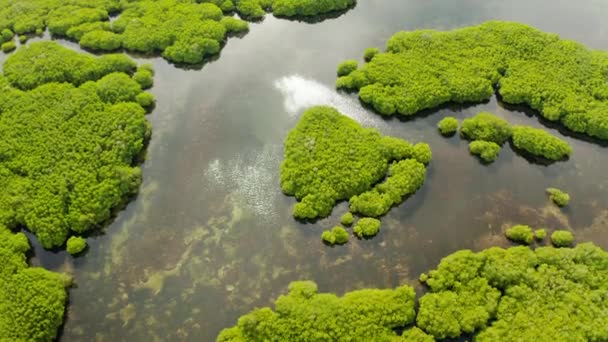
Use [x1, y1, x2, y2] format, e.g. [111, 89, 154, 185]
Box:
[363, 47, 379, 62]
[551, 230, 574, 247]
[353, 218, 381, 238]
[340, 212, 354, 226]
[512, 126, 572, 161]
[546, 187, 570, 207]
[505, 224, 534, 244]
[321, 226, 349, 245]
[66, 236, 87, 255]
[337, 59, 358, 76]
[1, 41, 16, 53]
[460, 112, 512, 144]
[469, 140, 501, 163]
[437, 116, 459, 136]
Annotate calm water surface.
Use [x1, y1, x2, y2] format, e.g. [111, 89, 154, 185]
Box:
[8, 0, 608, 340]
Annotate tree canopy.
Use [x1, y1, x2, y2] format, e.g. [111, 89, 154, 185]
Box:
[0, 42, 152, 248]
[511, 126, 572, 161]
[0, 225, 69, 341]
[219, 241, 608, 341]
[281, 106, 429, 220]
[336, 21, 608, 140]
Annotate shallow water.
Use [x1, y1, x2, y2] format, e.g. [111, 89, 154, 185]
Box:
[6, 0, 608, 341]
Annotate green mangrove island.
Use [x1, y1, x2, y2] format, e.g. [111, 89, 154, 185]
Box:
[336, 21, 608, 140]
[218, 238, 608, 341]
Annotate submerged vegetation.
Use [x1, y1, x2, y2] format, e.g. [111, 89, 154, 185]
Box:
[336, 21, 608, 140]
[220, 238, 608, 341]
[0, 225, 69, 340]
[281, 106, 429, 221]
[546, 187, 570, 207]
[0, 42, 152, 249]
[0, 0, 355, 63]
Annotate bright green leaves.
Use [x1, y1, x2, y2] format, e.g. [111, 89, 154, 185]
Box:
[0, 226, 68, 341]
[281, 106, 429, 221]
[336, 21, 608, 141]
[505, 224, 534, 244]
[217, 280, 417, 342]
[551, 230, 574, 247]
[469, 140, 501, 163]
[512, 126, 572, 161]
[272, 0, 355, 17]
[461, 112, 512, 144]
[337, 59, 358, 76]
[437, 116, 459, 136]
[546, 187, 570, 207]
[66, 236, 87, 255]
[0, 42, 153, 249]
[4, 42, 136, 90]
[353, 217, 381, 238]
[321, 226, 349, 245]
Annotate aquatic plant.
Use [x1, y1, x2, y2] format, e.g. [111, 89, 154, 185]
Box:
[219, 241, 608, 341]
[337, 59, 358, 76]
[321, 226, 349, 245]
[460, 112, 512, 144]
[272, 0, 355, 17]
[0, 42, 152, 248]
[281, 106, 428, 220]
[1, 40, 15, 52]
[340, 212, 354, 226]
[216, 280, 417, 341]
[0, 225, 69, 340]
[546, 187, 570, 207]
[511, 126, 572, 161]
[437, 116, 459, 136]
[469, 140, 501, 163]
[551, 230, 574, 247]
[363, 47, 379, 62]
[353, 217, 381, 238]
[336, 21, 608, 140]
[349, 159, 426, 217]
[79, 30, 122, 51]
[534, 229, 546, 241]
[66, 236, 87, 255]
[505, 225, 534, 244]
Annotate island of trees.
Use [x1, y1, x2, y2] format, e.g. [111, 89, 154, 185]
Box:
[0, 0, 355, 64]
[281, 106, 429, 240]
[218, 235, 608, 341]
[0, 42, 153, 249]
[336, 21, 608, 141]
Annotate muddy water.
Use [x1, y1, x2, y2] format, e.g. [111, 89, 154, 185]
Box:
[5, 0, 608, 341]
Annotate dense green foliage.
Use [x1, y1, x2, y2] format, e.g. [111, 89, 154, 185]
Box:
[349, 159, 426, 217]
[66, 236, 87, 255]
[281, 106, 428, 220]
[353, 217, 381, 238]
[0, 0, 352, 62]
[504, 225, 534, 244]
[551, 230, 574, 247]
[469, 140, 501, 163]
[0, 42, 152, 248]
[220, 240, 608, 341]
[1, 40, 15, 52]
[336, 21, 608, 140]
[340, 212, 354, 226]
[460, 112, 512, 144]
[363, 47, 379, 62]
[216, 280, 417, 341]
[511, 126, 572, 161]
[419, 242, 608, 340]
[533, 229, 546, 241]
[337, 59, 358, 76]
[437, 116, 459, 136]
[546, 187, 570, 207]
[4, 42, 136, 90]
[0, 225, 68, 341]
[321, 226, 349, 245]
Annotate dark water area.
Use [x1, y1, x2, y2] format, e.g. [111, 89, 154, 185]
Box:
[2, 0, 608, 341]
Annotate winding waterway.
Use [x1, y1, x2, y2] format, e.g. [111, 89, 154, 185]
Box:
[4, 0, 608, 340]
